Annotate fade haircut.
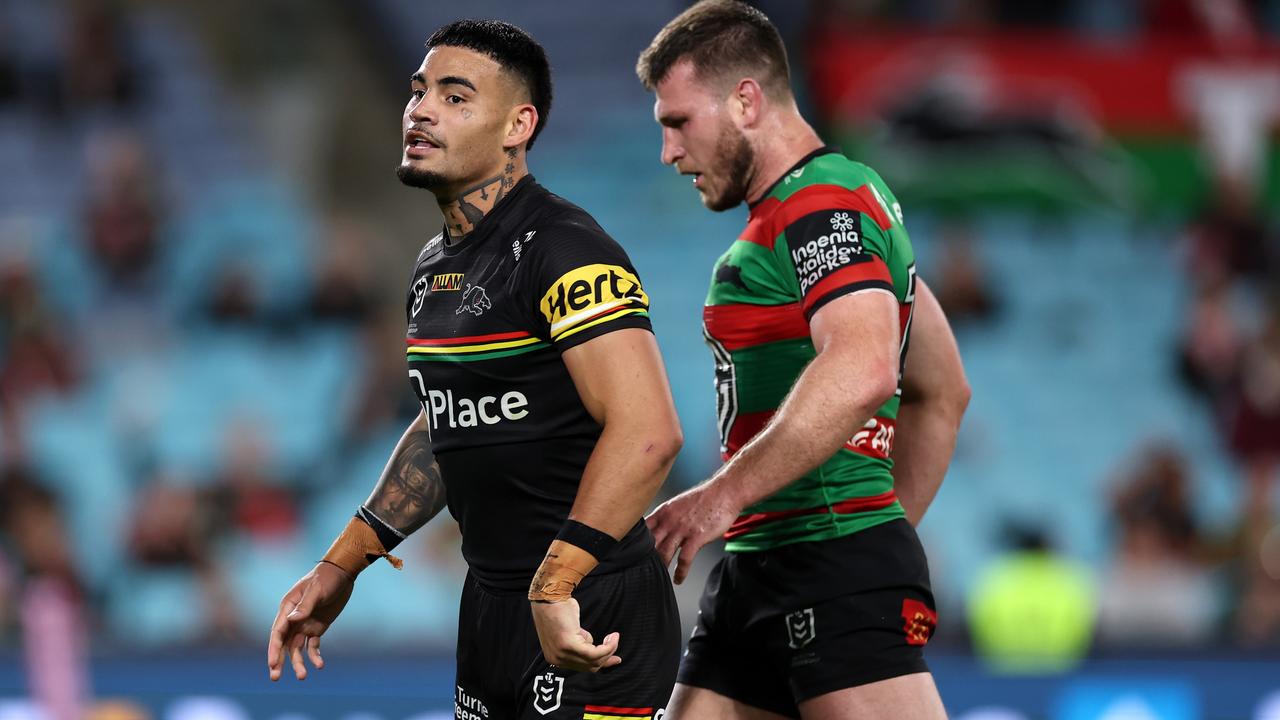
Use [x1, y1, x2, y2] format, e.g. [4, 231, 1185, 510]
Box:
[636, 0, 791, 100]
[425, 19, 554, 150]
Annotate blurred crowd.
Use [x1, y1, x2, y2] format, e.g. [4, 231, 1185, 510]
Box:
[0, 0, 1277, 683]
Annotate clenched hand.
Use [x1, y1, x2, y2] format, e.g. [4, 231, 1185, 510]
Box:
[529, 598, 621, 672]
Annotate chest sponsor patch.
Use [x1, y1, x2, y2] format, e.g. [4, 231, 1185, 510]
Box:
[431, 272, 465, 291]
[539, 264, 649, 341]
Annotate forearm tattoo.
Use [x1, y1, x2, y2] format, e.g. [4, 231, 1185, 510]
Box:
[365, 428, 446, 536]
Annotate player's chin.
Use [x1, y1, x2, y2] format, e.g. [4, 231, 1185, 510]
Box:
[700, 188, 736, 213]
[396, 160, 448, 190]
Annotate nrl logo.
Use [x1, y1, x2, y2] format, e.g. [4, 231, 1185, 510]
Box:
[532, 671, 563, 715]
[411, 276, 428, 317]
[456, 283, 492, 316]
[785, 608, 816, 649]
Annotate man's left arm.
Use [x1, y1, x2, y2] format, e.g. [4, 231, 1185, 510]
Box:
[528, 327, 683, 671]
[893, 278, 970, 526]
[648, 289, 900, 583]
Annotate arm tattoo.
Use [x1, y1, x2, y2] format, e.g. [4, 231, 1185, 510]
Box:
[365, 427, 446, 536]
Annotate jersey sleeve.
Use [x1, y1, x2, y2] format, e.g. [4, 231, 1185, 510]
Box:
[782, 206, 895, 320]
[517, 216, 653, 352]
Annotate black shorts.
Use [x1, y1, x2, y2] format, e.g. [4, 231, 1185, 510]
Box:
[677, 518, 937, 719]
[455, 550, 681, 720]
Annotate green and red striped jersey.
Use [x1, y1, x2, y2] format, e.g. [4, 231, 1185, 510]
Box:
[705, 147, 918, 552]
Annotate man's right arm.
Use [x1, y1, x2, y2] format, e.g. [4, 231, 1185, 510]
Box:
[267, 409, 446, 682]
[361, 409, 447, 539]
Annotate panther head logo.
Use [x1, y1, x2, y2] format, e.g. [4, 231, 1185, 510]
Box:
[456, 283, 492, 316]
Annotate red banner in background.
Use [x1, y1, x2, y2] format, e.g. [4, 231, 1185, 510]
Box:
[807, 30, 1280, 136]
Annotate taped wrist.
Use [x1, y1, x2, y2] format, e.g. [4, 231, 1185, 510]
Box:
[528, 521, 617, 603]
[322, 517, 403, 575]
[528, 540, 597, 603]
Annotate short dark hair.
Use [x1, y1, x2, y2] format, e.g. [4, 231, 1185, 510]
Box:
[636, 0, 790, 98]
[425, 19, 553, 151]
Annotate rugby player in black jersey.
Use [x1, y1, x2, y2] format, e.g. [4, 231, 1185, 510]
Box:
[266, 20, 683, 719]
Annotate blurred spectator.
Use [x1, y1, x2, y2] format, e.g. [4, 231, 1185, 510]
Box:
[1227, 290, 1280, 537]
[74, 129, 175, 358]
[0, 465, 82, 594]
[126, 470, 242, 641]
[126, 475, 211, 568]
[0, 251, 80, 427]
[32, 0, 141, 118]
[1176, 268, 1243, 401]
[931, 221, 1000, 325]
[209, 424, 298, 542]
[306, 217, 379, 326]
[83, 130, 163, 292]
[1181, 175, 1275, 284]
[968, 524, 1095, 674]
[0, 465, 90, 718]
[203, 261, 262, 326]
[1096, 444, 1218, 646]
[1236, 537, 1280, 645]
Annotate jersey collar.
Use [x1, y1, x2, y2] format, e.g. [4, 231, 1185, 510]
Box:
[747, 145, 842, 211]
[440, 174, 537, 256]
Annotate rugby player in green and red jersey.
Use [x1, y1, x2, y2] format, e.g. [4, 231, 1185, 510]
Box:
[637, 2, 970, 719]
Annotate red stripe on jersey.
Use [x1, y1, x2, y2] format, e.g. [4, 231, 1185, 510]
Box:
[800, 257, 894, 315]
[406, 330, 531, 346]
[740, 197, 782, 246]
[724, 489, 899, 539]
[584, 707, 653, 715]
[723, 409, 776, 459]
[703, 302, 809, 351]
[851, 184, 894, 230]
[740, 184, 893, 248]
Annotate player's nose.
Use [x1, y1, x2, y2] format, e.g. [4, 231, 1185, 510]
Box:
[408, 94, 437, 124]
[660, 129, 683, 166]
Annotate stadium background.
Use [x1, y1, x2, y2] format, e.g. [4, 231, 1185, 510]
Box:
[1, 0, 1279, 718]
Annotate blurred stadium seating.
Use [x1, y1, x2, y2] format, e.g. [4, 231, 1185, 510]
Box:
[1, 0, 1278, 718]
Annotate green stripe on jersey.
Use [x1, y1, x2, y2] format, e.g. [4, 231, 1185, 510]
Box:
[407, 342, 550, 363]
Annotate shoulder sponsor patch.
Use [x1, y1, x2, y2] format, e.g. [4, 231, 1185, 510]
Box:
[789, 211, 866, 295]
[539, 264, 649, 342]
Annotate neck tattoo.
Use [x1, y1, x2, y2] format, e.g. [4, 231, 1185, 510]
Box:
[440, 147, 522, 239]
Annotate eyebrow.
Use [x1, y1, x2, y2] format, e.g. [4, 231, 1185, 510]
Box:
[439, 75, 477, 92]
[410, 72, 477, 93]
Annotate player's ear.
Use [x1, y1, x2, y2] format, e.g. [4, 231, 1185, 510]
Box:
[505, 104, 537, 151]
[730, 78, 764, 128]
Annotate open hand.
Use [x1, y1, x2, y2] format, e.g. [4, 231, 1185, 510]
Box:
[267, 561, 355, 681]
[646, 483, 740, 584]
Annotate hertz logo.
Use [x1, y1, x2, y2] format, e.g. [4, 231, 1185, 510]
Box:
[540, 264, 648, 337]
[431, 273, 465, 292]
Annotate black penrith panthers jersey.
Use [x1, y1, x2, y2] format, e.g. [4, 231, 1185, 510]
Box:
[404, 176, 654, 591]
